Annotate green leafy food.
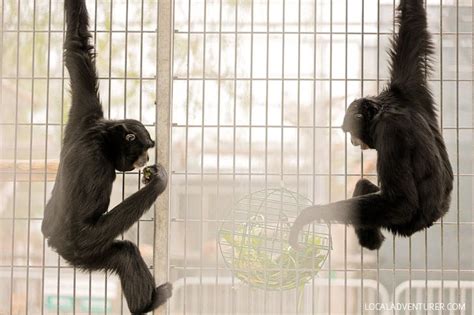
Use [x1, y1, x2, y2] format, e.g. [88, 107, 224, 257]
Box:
[219, 220, 330, 290]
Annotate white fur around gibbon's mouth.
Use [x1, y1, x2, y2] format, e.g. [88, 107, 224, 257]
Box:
[133, 152, 149, 169]
[351, 136, 369, 150]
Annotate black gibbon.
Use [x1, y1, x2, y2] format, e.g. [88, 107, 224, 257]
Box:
[41, 0, 172, 313]
[289, 0, 453, 250]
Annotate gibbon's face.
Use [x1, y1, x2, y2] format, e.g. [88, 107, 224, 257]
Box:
[110, 120, 155, 172]
[341, 98, 379, 150]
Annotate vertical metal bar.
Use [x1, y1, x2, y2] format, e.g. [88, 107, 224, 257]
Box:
[264, 0, 270, 311]
[168, 1, 177, 314]
[138, 0, 145, 266]
[344, 0, 348, 312]
[455, 0, 460, 305]
[120, 1, 130, 311]
[183, 0, 191, 312]
[344, 0, 349, 314]
[0, 0, 3, 122]
[376, 0, 381, 305]
[66, 1, 76, 310]
[124, 0, 128, 114]
[43, 0, 54, 313]
[0, 0, 4, 306]
[312, 2, 318, 314]
[439, 0, 444, 306]
[409, 236, 412, 305]
[328, 0, 333, 312]
[423, 2, 428, 311]
[209, 0, 219, 312]
[217, 0, 224, 311]
[90, 0, 109, 313]
[213, 0, 222, 314]
[296, 0, 301, 313]
[360, 0, 365, 311]
[56, 0, 66, 314]
[279, 2, 286, 313]
[391, 2, 396, 313]
[136, 0, 146, 313]
[41, 1, 52, 314]
[247, 0, 254, 311]
[106, 1, 114, 312]
[231, 2, 238, 314]
[108, 0, 114, 120]
[200, 0, 207, 313]
[39, 33, 45, 315]
[10, 0, 21, 312]
[155, 0, 173, 315]
[25, 1, 37, 313]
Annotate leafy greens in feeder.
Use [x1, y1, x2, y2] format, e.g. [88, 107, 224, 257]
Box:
[218, 188, 331, 290]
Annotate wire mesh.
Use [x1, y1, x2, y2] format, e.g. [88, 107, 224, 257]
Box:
[217, 188, 330, 290]
[0, 0, 473, 315]
[1, 0, 160, 314]
[170, 0, 473, 314]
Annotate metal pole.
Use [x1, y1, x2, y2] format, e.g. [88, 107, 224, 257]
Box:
[155, 0, 173, 314]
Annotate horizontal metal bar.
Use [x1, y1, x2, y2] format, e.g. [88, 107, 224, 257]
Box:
[2, 29, 158, 34]
[4, 76, 472, 82]
[4, 30, 471, 36]
[1, 265, 473, 274]
[170, 124, 473, 130]
[169, 171, 474, 177]
[1, 265, 155, 269]
[0, 217, 155, 221]
[173, 30, 473, 36]
[2, 76, 156, 80]
[167, 265, 474, 273]
[0, 122, 157, 127]
[168, 218, 474, 225]
[2, 171, 473, 178]
[172, 77, 474, 82]
[0, 123, 471, 131]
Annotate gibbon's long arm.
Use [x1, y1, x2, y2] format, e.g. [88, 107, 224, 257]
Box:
[289, 123, 418, 248]
[292, 0, 452, 251]
[43, 1, 174, 312]
[64, 0, 103, 123]
[388, 0, 434, 113]
[84, 168, 168, 246]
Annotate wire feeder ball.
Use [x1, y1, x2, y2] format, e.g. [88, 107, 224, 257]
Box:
[218, 188, 331, 290]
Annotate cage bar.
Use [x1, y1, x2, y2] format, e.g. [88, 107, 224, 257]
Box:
[0, 0, 473, 315]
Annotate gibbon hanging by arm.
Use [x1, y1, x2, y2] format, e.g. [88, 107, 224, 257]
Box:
[41, 0, 172, 314]
[289, 0, 453, 250]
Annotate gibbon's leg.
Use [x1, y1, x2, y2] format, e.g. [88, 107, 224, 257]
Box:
[289, 161, 417, 250]
[352, 179, 385, 250]
[96, 241, 172, 314]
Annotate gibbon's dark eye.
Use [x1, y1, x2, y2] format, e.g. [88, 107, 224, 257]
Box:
[354, 114, 363, 120]
[125, 134, 136, 142]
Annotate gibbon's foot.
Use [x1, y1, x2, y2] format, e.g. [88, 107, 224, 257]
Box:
[142, 164, 167, 185]
[135, 282, 173, 314]
[355, 228, 385, 250]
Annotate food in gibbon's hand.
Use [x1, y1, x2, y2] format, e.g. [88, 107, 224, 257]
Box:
[41, 0, 172, 313]
[289, 0, 453, 251]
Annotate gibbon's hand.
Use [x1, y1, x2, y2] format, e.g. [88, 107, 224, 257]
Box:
[142, 164, 168, 192]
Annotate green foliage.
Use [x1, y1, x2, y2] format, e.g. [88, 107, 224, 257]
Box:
[219, 191, 331, 291]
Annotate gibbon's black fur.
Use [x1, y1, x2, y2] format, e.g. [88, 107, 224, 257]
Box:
[41, 0, 172, 313]
[289, 0, 453, 250]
